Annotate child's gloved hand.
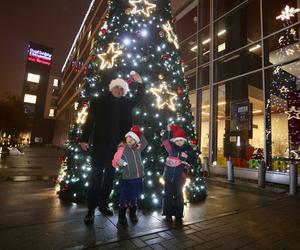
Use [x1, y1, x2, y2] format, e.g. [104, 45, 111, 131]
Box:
[118, 159, 128, 167]
[181, 152, 188, 159]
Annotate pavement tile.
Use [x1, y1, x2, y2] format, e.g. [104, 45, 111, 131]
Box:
[145, 237, 165, 245]
[140, 234, 160, 241]
[151, 243, 166, 250]
[158, 231, 174, 240]
[131, 238, 147, 248]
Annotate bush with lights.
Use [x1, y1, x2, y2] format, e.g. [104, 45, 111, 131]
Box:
[56, 0, 207, 208]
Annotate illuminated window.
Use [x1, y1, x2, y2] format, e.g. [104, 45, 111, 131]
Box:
[49, 108, 55, 117]
[27, 73, 40, 83]
[24, 94, 37, 104]
[53, 79, 59, 87]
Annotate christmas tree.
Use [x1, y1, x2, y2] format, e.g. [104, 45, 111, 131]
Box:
[269, 5, 299, 106]
[56, 0, 207, 208]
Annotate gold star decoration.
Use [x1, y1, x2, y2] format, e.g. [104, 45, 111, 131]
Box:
[76, 106, 88, 125]
[162, 21, 179, 49]
[150, 82, 177, 111]
[280, 86, 288, 93]
[276, 5, 300, 21]
[98, 43, 123, 70]
[129, 0, 156, 17]
[285, 106, 300, 120]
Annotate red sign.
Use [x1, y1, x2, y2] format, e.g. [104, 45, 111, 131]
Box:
[27, 48, 52, 66]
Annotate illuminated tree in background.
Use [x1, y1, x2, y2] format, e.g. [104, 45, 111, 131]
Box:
[266, 5, 300, 167]
[56, 0, 207, 208]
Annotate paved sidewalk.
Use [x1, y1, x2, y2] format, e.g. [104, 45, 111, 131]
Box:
[90, 196, 300, 250]
[1, 147, 299, 250]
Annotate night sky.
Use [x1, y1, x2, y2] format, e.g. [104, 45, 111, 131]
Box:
[0, 0, 92, 97]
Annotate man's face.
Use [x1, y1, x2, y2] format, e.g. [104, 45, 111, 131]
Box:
[175, 139, 185, 147]
[111, 86, 124, 98]
[126, 136, 137, 147]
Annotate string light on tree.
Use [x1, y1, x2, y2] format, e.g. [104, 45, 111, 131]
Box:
[276, 5, 300, 21]
[98, 43, 123, 70]
[129, 0, 156, 17]
[162, 21, 179, 49]
[150, 81, 177, 111]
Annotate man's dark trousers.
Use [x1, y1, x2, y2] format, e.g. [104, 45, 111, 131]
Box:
[87, 155, 116, 210]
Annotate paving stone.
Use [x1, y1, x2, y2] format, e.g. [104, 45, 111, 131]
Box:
[151, 243, 166, 250]
[158, 232, 174, 240]
[140, 234, 160, 241]
[131, 238, 147, 248]
[145, 237, 165, 245]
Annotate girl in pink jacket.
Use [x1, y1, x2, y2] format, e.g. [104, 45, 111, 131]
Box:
[112, 125, 147, 225]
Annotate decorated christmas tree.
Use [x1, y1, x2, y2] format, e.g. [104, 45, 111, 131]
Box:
[56, 0, 207, 208]
[269, 5, 299, 106]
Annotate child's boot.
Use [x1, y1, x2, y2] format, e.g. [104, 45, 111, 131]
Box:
[129, 205, 138, 223]
[118, 207, 127, 225]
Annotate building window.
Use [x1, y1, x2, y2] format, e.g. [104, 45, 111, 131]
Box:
[49, 108, 55, 117]
[24, 94, 37, 104]
[53, 79, 59, 87]
[27, 73, 40, 83]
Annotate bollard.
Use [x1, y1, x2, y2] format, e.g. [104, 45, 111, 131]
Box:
[203, 157, 210, 177]
[289, 163, 298, 196]
[258, 160, 266, 188]
[227, 158, 234, 182]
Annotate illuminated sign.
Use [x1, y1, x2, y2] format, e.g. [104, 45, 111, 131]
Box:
[27, 47, 52, 66]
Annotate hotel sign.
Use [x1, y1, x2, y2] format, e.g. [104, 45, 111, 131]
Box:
[27, 47, 52, 66]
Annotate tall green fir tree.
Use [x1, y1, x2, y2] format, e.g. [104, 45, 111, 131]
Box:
[56, 0, 207, 208]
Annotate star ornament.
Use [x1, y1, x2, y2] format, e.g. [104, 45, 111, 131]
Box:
[276, 5, 300, 21]
[76, 106, 88, 125]
[285, 106, 300, 120]
[98, 43, 123, 70]
[129, 0, 156, 18]
[150, 82, 177, 111]
[280, 86, 288, 93]
[162, 22, 179, 49]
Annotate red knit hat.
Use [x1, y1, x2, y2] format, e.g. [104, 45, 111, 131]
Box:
[125, 125, 143, 143]
[170, 124, 187, 142]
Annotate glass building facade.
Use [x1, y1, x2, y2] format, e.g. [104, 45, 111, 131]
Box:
[175, 0, 300, 178]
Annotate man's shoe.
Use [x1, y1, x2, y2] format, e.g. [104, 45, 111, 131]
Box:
[99, 205, 114, 216]
[84, 209, 95, 225]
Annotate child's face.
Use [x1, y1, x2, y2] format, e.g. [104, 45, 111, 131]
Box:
[175, 139, 185, 147]
[126, 136, 137, 147]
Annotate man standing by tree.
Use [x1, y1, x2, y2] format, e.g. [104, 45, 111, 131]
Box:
[79, 71, 144, 224]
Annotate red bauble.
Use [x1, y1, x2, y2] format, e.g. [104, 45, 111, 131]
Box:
[73, 137, 79, 144]
[176, 87, 183, 95]
[82, 101, 89, 107]
[136, 31, 142, 38]
[59, 155, 65, 162]
[187, 103, 192, 109]
[162, 54, 170, 61]
[192, 138, 198, 145]
[171, 18, 177, 24]
[91, 54, 97, 60]
[101, 28, 108, 35]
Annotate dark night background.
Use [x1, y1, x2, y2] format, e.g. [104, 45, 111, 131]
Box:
[0, 0, 92, 97]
